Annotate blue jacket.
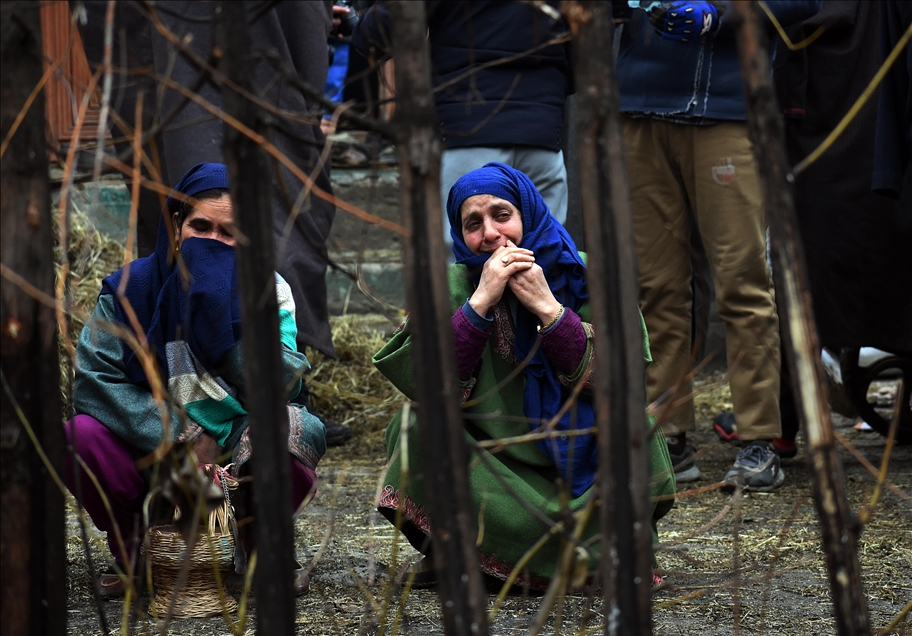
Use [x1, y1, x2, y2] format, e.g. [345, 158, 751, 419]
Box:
[618, 1, 821, 120]
[353, 1, 572, 151]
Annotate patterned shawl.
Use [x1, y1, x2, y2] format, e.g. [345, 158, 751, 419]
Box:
[99, 163, 296, 446]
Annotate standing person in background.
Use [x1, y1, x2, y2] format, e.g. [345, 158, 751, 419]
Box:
[777, 0, 911, 360]
[322, 1, 361, 137]
[353, 1, 573, 255]
[714, 0, 912, 456]
[772, 0, 911, 446]
[75, 1, 351, 444]
[617, 0, 820, 491]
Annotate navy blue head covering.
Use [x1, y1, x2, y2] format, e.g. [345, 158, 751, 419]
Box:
[101, 162, 241, 386]
[166, 162, 229, 218]
[446, 162, 596, 496]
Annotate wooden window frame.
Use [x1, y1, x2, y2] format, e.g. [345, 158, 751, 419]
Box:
[40, 0, 105, 154]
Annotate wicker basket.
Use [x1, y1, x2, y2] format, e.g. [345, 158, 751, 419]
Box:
[146, 466, 240, 618]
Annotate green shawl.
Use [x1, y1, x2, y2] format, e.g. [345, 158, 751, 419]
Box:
[373, 263, 675, 588]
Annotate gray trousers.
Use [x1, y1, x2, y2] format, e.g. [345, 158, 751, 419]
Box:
[440, 146, 568, 256]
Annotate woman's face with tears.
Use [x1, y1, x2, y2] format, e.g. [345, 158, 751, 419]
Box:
[460, 194, 523, 255]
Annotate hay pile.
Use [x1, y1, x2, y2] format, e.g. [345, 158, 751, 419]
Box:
[305, 315, 405, 457]
[55, 186, 132, 332]
[55, 193, 128, 413]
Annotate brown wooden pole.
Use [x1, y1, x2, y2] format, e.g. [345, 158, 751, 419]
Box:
[569, 2, 653, 634]
[727, 3, 870, 634]
[0, 2, 67, 635]
[387, 2, 490, 634]
[214, 2, 295, 634]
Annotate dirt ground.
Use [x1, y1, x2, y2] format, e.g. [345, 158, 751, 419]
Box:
[64, 363, 911, 636]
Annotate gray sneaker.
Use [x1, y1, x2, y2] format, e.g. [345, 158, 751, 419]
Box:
[723, 441, 785, 492]
[667, 440, 702, 483]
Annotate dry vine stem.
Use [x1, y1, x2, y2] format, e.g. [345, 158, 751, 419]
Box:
[728, 2, 870, 634]
[214, 2, 297, 634]
[569, 2, 653, 634]
[0, 3, 66, 634]
[388, 1, 490, 634]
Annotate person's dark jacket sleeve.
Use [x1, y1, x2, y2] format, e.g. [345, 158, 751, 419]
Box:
[352, 1, 396, 58]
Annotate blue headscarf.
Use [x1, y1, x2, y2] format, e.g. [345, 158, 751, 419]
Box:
[446, 162, 596, 497]
[100, 163, 241, 386]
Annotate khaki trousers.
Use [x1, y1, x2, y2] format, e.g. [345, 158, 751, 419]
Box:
[624, 118, 781, 441]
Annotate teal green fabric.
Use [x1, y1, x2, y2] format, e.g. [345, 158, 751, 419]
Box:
[163, 278, 304, 446]
[182, 394, 245, 447]
[279, 309, 298, 351]
[75, 294, 180, 454]
[373, 261, 675, 589]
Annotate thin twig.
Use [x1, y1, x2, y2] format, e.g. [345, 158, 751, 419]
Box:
[124, 93, 143, 269]
[833, 431, 911, 505]
[758, 1, 826, 51]
[55, 67, 102, 366]
[151, 72, 407, 235]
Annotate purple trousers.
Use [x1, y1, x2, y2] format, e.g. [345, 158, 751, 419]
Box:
[64, 414, 317, 565]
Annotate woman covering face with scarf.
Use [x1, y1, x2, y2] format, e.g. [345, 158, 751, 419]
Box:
[64, 163, 325, 598]
[373, 162, 675, 590]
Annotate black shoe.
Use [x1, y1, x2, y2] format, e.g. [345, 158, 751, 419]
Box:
[723, 440, 785, 492]
[395, 556, 437, 589]
[323, 420, 352, 447]
[666, 439, 701, 483]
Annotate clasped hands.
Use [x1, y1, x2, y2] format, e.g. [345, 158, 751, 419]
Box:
[468, 240, 562, 326]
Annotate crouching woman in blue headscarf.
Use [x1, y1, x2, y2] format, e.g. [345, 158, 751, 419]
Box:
[63, 163, 326, 597]
[373, 162, 675, 591]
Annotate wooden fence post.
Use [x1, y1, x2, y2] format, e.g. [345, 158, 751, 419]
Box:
[0, 2, 67, 635]
[728, 3, 871, 634]
[569, 2, 653, 634]
[388, 2, 491, 634]
[214, 2, 295, 633]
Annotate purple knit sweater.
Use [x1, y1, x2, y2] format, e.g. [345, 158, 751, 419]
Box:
[451, 305, 588, 380]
